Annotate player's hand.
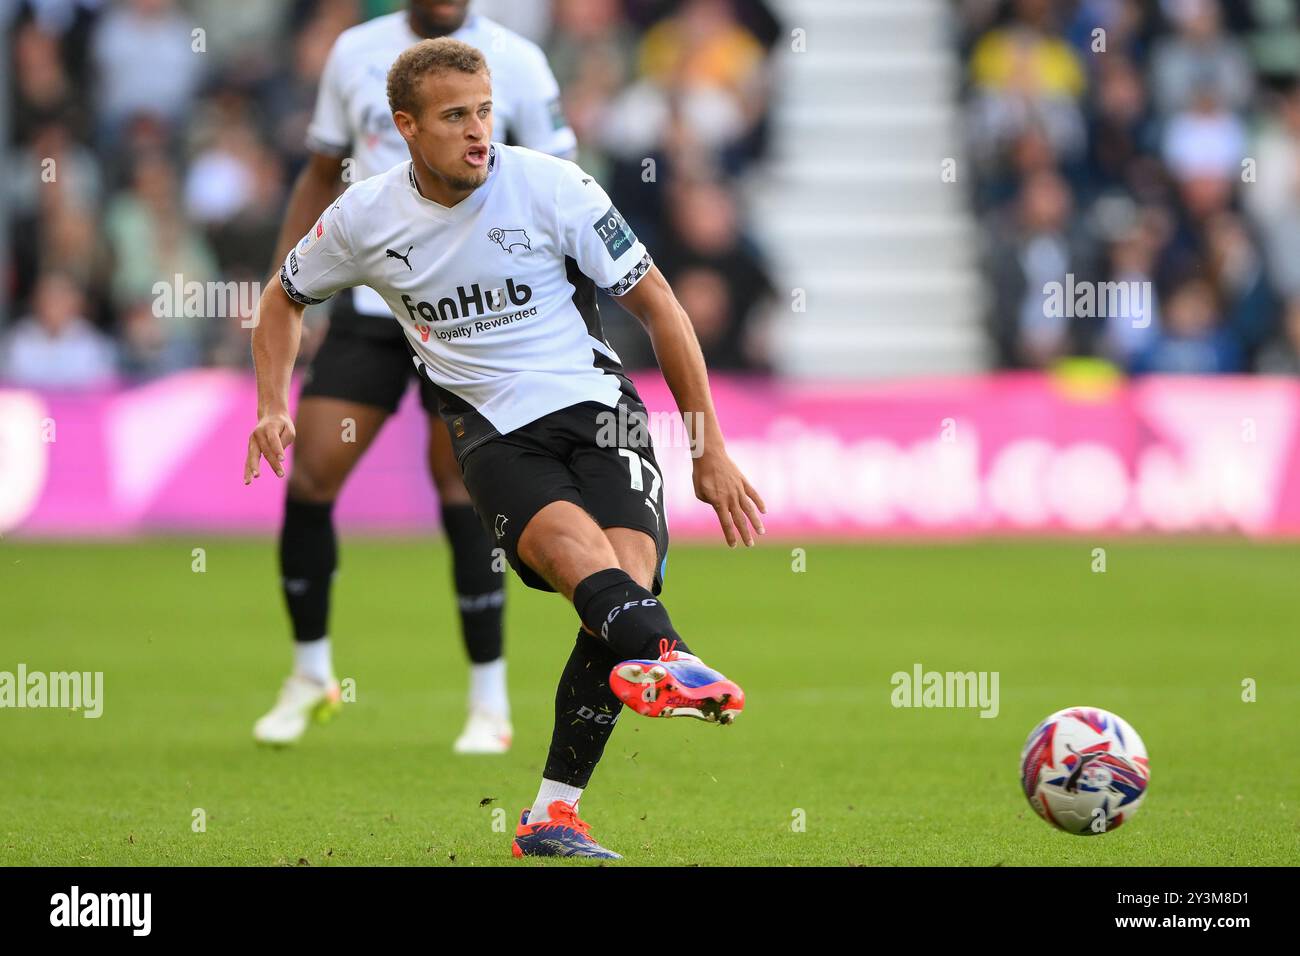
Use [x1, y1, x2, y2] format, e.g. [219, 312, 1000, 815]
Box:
[692, 450, 766, 548]
[244, 411, 296, 484]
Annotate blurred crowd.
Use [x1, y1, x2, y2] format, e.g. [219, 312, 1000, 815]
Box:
[961, 0, 1300, 376]
[2, 0, 780, 390]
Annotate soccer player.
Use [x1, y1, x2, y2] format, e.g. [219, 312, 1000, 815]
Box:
[253, 0, 577, 753]
[245, 38, 765, 858]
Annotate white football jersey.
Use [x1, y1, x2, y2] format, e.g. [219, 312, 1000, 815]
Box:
[280, 144, 654, 440]
[306, 11, 576, 316]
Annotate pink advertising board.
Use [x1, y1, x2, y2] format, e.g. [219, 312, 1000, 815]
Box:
[3, 370, 1300, 538]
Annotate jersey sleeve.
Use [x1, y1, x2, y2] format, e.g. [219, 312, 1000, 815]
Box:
[279, 199, 361, 306]
[556, 165, 652, 297]
[507, 44, 578, 159]
[305, 40, 351, 157]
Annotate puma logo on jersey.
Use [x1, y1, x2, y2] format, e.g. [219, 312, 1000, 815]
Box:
[386, 245, 414, 270]
[487, 228, 531, 254]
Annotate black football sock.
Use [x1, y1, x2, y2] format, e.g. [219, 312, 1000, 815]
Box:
[440, 502, 506, 664]
[572, 568, 692, 660]
[279, 496, 337, 643]
[542, 628, 625, 788]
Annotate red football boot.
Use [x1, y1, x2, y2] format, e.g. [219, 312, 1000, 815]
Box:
[609, 639, 744, 723]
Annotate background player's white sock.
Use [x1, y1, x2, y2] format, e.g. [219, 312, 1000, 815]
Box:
[529, 779, 583, 823]
[294, 637, 334, 685]
[469, 658, 509, 716]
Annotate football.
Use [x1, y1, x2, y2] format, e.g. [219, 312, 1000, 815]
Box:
[1020, 707, 1151, 835]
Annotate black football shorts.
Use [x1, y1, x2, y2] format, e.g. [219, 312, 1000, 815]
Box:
[459, 398, 670, 594]
[299, 298, 439, 414]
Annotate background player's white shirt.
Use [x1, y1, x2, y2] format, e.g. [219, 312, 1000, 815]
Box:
[306, 11, 576, 315]
[281, 145, 653, 437]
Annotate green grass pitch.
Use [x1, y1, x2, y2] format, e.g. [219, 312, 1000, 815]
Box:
[1, 537, 1296, 866]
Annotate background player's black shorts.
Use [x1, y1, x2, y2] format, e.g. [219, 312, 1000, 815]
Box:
[299, 302, 438, 414]
[460, 398, 670, 594]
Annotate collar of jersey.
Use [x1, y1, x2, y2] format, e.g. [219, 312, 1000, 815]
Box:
[405, 145, 498, 221]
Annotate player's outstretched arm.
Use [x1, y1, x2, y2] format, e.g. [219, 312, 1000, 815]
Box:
[245, 280, 306, 485]
[618, 265, 766, 547]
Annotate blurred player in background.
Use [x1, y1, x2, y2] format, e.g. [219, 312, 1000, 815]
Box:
[253, 0, 577, 753]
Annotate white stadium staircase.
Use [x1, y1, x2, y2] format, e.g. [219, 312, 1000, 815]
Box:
[749, 0, 989, 378]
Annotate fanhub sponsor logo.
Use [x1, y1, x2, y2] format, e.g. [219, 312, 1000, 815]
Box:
[1042, 273, 1152, 327]
[890, 662, 999, 718]
[50, 886, 151, 936]
[0, 664, 103, 718]
[400, 278, 532, 324]
[403, 280, 536, 342]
